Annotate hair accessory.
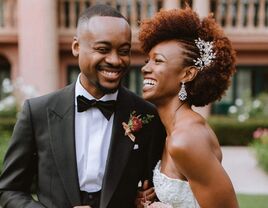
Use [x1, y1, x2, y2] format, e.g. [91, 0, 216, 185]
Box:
[178, 82, 187, 101]
[193, 38, 216, 70]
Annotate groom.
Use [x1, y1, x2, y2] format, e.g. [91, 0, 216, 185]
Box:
[0, 4, 165, 208]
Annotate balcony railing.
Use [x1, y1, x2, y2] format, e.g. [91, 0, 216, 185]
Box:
[58, 0, 268, 37]
[0, 0, 268, 43]
[211, 0, 268, 34]
[58, 0, 164, 35]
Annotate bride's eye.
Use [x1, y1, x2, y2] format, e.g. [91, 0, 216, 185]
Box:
[155, 59, 163, 63]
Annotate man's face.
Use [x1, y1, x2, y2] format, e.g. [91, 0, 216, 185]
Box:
[72, 16, 131, 98]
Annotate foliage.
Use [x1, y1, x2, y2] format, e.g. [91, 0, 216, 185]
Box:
[212, 92, 268, 145]
[252, 142, 268, 173]
[0, 77, 38, 116]
[0, 131, 11, 173]
[208, 116, 268, 146]
[0, 78, 17, 117]
[251, 128, 268, 173]
[237, 194, 268, 208]
[0, 105, 17, 118]
[211, 91, 268, 173]
[0, 117, 16, 132]
[228, 92, 268, 122]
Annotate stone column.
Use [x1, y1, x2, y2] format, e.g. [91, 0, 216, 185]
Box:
[17, 0, 59, 96]
[192, 0, 210, 18]
[163, 0, 180, 9]
[192, 0, 211, 118]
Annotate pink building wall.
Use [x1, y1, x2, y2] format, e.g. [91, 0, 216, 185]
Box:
[1, 0, 268, 117]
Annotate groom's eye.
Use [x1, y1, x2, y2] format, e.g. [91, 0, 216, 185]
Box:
[97, 47, 109, 53]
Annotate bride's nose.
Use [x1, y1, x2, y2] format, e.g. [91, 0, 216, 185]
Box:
[141, 63, 152, 74]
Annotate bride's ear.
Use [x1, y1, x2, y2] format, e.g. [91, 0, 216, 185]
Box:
[182, 66, 198, 82]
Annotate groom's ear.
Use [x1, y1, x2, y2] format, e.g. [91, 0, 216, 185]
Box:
[72, 36, 79, 57]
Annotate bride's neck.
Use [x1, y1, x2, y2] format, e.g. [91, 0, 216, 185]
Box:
[157, 99, 187, 135]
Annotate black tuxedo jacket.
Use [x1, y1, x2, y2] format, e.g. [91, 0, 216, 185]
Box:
[0, 83, 165, 208]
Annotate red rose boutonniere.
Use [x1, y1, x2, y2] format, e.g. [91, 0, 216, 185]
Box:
[122, 111, 154, 142]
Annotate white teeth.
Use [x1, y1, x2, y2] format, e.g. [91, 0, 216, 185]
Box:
[143, 79, 156, 85]
[103, 70, 119, 77]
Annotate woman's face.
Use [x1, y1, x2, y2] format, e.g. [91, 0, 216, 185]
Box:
[141, 40, 186, 104]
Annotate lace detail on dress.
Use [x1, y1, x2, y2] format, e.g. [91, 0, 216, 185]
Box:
[153, 161, 200, 208]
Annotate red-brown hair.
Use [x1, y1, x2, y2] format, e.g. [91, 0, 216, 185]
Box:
[139, 7, 236, 106]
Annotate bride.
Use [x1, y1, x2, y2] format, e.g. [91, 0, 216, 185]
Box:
[138, 6, 239, 208]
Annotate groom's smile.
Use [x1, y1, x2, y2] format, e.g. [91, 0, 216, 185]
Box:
[72, 16, 131, 99]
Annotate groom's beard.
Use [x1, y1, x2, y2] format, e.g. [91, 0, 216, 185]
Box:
[95, 65, 129, 94]
[96, 82, 120, 94]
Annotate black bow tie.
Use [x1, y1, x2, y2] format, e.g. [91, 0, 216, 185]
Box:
[77, 95, 116, 120]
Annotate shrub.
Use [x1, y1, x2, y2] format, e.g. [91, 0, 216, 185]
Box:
[228, 92, 268, 122]
[0, 118, 14, 173]
[0, 117, 16, 132]
[251, 128, 268, 173]
[252, 142, 268, 173]
[0, 131, 11, 173]
[208, 116, 268, 146]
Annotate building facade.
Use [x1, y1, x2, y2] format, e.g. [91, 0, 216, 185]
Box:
[0, 0, 268, 116]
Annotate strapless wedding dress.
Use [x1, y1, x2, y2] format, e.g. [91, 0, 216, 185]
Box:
[153, 161, 200, 208]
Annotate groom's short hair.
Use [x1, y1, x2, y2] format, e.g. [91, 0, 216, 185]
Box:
[77, 4, 128, 29]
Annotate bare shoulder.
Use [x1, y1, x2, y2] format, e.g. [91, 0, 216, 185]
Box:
[167, 111, 222, 177]
[168, 111, 210, 153]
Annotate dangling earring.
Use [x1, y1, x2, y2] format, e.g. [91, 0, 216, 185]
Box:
[178, 82, 187, 101]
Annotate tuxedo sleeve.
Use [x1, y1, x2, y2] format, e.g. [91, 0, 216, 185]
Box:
[145, 114, 166, 187]
[0, 100, 45, 208]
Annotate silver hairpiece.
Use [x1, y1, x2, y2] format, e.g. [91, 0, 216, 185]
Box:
[193, 38, 216, 70]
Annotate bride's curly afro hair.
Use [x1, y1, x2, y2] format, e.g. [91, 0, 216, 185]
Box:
[139, 6, 236, 107]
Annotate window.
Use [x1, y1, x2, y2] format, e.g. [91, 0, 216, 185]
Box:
[67, 65, 80, 84]
[0, 55, 11, 99]
[125, 66, 142, 96]
[212, 65, 268, 115]
[212, 76, 236, 115]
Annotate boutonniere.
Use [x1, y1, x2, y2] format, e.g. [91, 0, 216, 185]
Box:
[122, 111, 154, 142]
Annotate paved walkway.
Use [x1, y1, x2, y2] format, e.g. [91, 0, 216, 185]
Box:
[222, 146, 268, 194]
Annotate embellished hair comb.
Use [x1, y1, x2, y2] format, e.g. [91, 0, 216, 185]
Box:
[193, 38, 216, 70]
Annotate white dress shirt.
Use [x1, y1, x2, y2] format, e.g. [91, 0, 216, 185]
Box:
[75, 75, 118, 192]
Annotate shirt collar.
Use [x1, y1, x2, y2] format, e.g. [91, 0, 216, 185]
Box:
[75, 74, 118, 106]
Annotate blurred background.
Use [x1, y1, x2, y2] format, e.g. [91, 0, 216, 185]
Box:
[0, 0, 268, 207]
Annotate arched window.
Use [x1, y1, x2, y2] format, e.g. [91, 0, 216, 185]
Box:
[0, 55, 11, 100]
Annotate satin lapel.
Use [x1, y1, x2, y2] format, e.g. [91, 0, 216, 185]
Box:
[48, 83, 81, 206]
[100, 87, 135, 208]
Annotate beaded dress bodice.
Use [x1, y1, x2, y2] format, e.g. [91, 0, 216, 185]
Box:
[153, 161, 200, 208]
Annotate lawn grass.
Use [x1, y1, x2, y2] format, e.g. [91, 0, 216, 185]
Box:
[237, 194, 268, 208]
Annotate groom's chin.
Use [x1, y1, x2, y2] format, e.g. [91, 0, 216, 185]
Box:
[97, 83, 120, 94]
